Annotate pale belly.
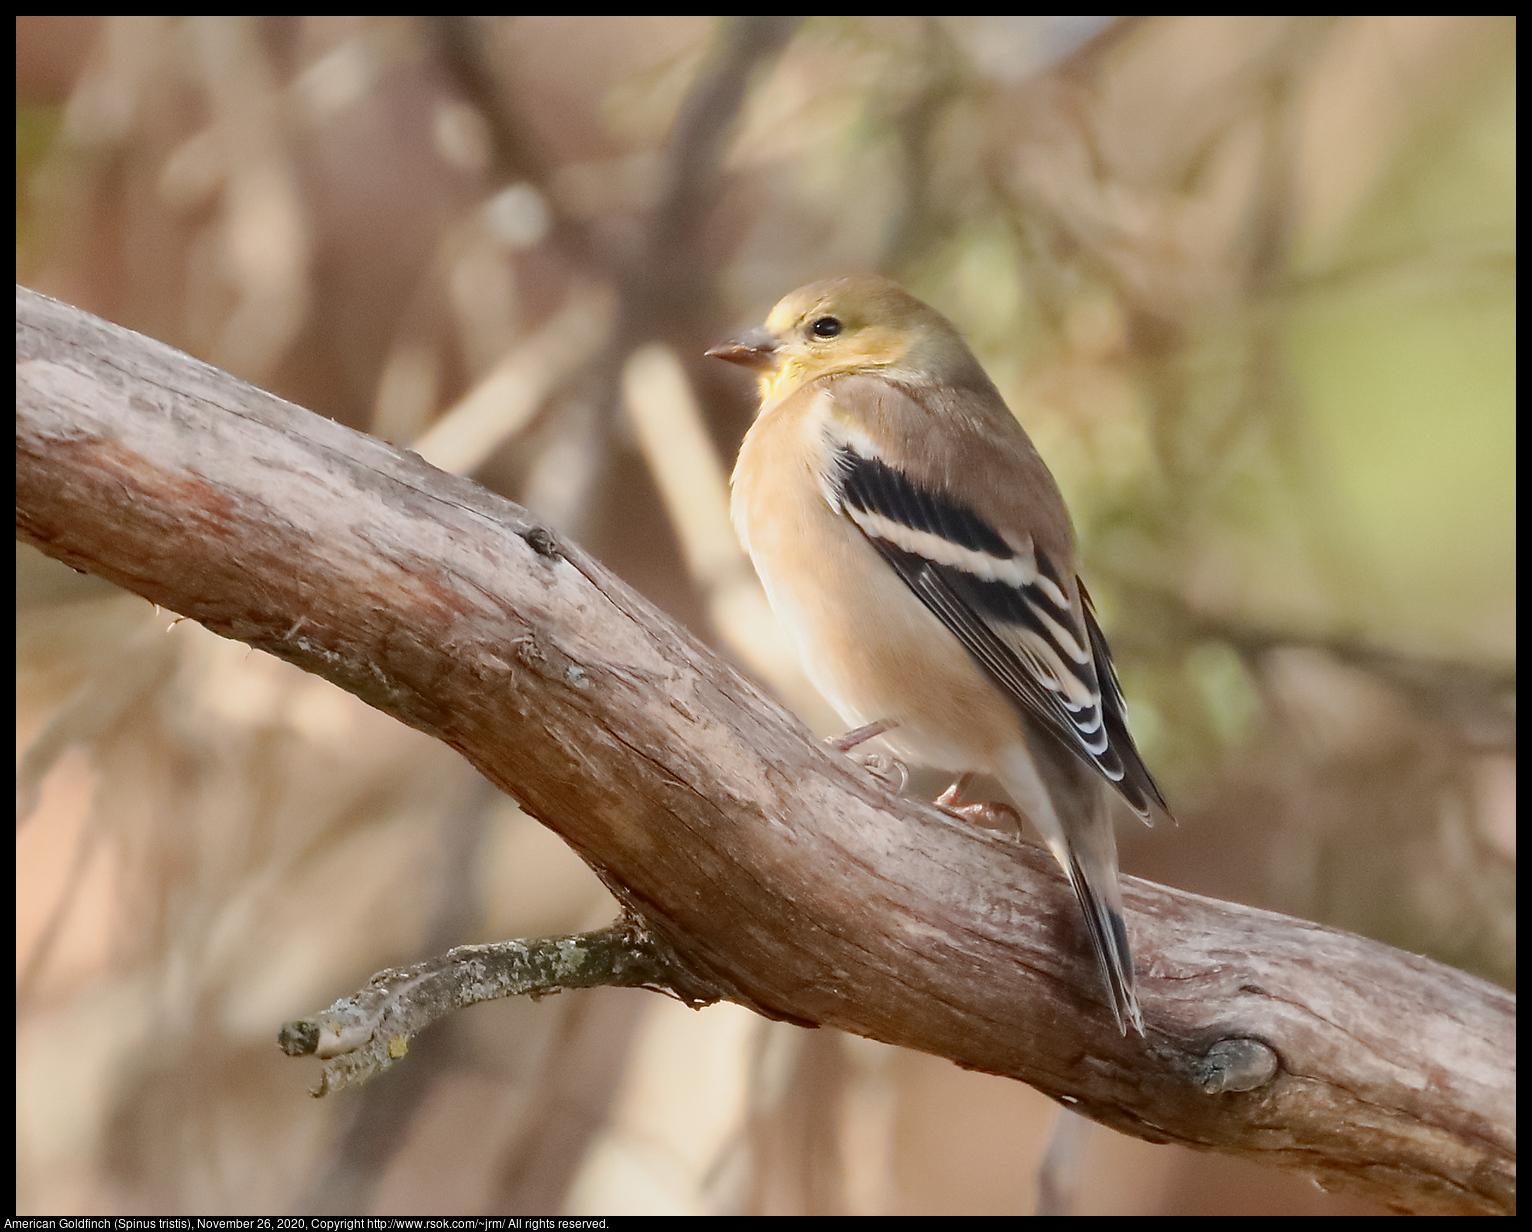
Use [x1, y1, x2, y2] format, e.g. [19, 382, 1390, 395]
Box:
[742, 481, 1028, 775]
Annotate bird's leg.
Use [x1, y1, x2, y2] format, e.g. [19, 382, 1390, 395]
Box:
[937, 773, 1023, 837]
[826, 720, 894, 753]
[935, 772, 975, 810]
[825, 721, 908, 793]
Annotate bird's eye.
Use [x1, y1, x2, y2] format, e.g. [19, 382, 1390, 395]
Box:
[809, 316, 842, 339]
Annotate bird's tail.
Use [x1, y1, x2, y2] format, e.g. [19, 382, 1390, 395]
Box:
[1061, 846, 1142, 1036]
[1000, 742, 1143, 1036]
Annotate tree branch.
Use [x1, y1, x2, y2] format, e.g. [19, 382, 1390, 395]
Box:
[276, 913, 719, 1097]
[15, 286, 1515, 1215]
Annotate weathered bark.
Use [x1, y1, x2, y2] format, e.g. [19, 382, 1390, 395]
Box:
[16, 286, 1515, 1215]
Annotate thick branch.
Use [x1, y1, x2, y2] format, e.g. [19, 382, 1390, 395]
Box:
[15, 286, 1515, 1215]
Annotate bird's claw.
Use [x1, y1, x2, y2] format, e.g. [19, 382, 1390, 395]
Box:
[942, 799, 1023, 837]
[856, 752, 909, 793]
[824, 722, 908, 791]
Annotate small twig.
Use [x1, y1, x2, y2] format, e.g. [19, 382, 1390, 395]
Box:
[278, 913, 723, 1097]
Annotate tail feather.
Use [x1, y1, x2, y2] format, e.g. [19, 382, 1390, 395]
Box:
[1065, 852, 1142, 1035]
[1000, 739, 1144, 1036]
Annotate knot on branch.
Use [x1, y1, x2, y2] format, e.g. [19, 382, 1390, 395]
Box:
[521, 524, 559, 558]
[1196, 1036, 1280, 1094]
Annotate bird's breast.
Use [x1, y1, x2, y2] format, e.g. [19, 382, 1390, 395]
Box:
[730, 393, 1025, 772]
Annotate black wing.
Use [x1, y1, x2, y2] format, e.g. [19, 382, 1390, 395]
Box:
[830, 445, 1167, 820]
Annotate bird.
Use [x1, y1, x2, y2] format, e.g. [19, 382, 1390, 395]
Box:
[708, 273, 1169, 1035]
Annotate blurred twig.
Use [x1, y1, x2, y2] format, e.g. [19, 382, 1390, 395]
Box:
[742, 1027, 850, 1215]
[16, 801, 103, 1001]
[1034, 1107, 1092, 1216]
[16, 629, 177, 825]
[638, 16, 802, 320]
[879, 19, 968, 278]
[421, 15, 802, 651]
[487, 986, 650, 1213]
[424, 16, 594, 263]
[427, 14, 800, 327]
[411, 281, 615, 476]
[300, 775, 500, 1213]
[1121, 591, 1516, 750]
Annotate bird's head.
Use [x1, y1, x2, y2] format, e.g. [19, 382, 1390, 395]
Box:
[707, 274, 982, 405]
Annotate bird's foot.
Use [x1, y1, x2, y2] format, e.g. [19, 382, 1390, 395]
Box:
[943, 800, 1023, 836]
[937, 774, 1023, 837]
[857, 752, 909, 793]
[825, 722, 908, 793]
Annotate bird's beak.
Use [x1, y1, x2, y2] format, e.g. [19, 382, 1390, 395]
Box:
[705, 327, 777, 369]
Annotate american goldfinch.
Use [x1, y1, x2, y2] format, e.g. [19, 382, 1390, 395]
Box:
[709, 274, 1169, 1035]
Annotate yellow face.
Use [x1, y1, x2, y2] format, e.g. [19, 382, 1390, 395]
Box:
[748, 274, 958, 404]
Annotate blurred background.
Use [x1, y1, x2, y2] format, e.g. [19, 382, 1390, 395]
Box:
[16, 15, 1513, 1216]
